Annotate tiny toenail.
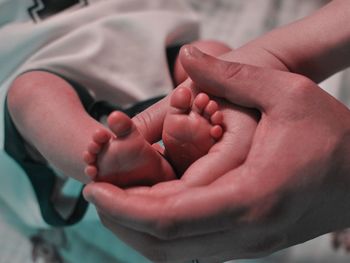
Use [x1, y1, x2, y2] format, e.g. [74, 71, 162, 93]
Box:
[211, 112, 223, 124]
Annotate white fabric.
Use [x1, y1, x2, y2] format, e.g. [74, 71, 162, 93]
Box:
[0, 0, 198, 215]
[0, 0, 199, 147]
[1, 1, 350, 262]
[0, 1, 198, 262]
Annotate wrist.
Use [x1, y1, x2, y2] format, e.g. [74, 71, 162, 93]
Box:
[224, 0, 350, 83]
[219, 43, 290, 72]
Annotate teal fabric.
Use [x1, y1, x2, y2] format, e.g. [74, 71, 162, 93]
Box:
[2, 70, 165, 227]
[0, 43, 177, 261]
[3, 76, 90, 226]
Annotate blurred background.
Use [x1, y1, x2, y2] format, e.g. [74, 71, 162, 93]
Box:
[1, 0, 349, 262]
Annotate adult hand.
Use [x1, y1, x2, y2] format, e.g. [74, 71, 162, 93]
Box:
[83, 46, 350, 263]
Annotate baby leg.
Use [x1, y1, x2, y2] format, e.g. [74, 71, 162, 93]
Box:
[7, 71, 106, 183]
[84, 111, 176, 187]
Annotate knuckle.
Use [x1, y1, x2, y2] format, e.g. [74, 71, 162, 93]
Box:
[152, 217, 180, 240]
[245, 194, 287, 226]
[272, 74, 317, 119]
[286, 75, 315, 101]
[222, 61, 244, 81]
[149, 199, 182, 240]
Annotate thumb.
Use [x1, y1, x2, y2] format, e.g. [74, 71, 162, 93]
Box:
[180, 45, 295, 111]
[132, 95, 170, 143]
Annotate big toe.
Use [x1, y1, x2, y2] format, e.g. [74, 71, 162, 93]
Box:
[193, 92, 210, 114]
[93, 128, 112, 144]
[107, 111, 133, 137]
[170, 87, 192, 112]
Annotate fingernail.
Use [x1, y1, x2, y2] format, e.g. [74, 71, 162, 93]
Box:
[184, 45, 204, 59]
[83, 185, 95, 203]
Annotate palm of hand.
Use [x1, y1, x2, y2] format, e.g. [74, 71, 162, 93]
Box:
[83, 48, 350, 262]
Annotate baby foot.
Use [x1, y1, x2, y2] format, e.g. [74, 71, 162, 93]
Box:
[83, 128, 112, 180]
[162, 86, 224, 175]
[83, 111, 176, 187]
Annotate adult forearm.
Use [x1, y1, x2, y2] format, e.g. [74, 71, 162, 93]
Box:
[224, 0, 350, 83]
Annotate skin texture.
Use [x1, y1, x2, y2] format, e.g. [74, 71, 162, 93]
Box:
[162, 87, 223, 175]
[6, 40, 230, 185]
[84, 46, 350, 263]
[83, 110, 177, 186]
[83, 88, 224, 185]
[83, 1, 350, 261]
[81, 40, 231, 185]
[7, 0, 350, 261]
[7, 71, 104, 183]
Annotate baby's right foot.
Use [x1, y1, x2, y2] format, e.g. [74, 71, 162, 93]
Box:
[83, 111, 176, 187]
[162, 87, 224, 175]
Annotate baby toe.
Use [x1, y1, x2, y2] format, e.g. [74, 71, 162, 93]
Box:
[88, 141, 102, 154]
[93, 128, 111, 144]
[85, 165, 98, 179]
[210, 125, 223, 140]
[107, 111, 133, 137]
[204, 100, 219, 118]
[170, 86, 192, 111]
[211, 111, 223, 125]
[193, 93, 209, 113]
[83, 150, 96, 164]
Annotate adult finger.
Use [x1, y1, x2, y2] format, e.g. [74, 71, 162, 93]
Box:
[83, 169, 278, 240]
[181, 103, 258, 186]
[99, 214, 236, 263]
[84, 182, 237, 238]
[179, 45, 303, 112]
[99, 213, 284, 263]
[132, 79, 194, 143]
[132, 95, 170, 143]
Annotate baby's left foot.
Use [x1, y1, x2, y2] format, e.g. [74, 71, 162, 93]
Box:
[83, 111, 176, 187]
[162, 87, 223, 175]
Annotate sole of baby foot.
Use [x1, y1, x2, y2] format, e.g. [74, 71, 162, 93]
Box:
[162, 86, 223, 175]
[90, 111, 176, 187]
[83, 128, 112, 180]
